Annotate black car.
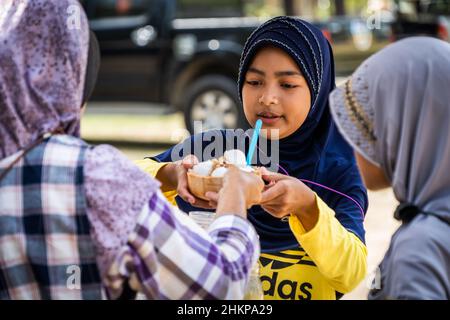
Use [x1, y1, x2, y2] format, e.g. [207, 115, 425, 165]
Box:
[81, 0, 388, 133]
[391, 0, 450, 42]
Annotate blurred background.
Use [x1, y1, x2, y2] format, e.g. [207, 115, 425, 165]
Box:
[79, 0, 449, 299]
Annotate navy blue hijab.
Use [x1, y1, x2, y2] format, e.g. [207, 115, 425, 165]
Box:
[153, 17, 368, 253]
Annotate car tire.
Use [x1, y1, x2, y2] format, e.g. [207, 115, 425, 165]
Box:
[182, 75, 248, 133]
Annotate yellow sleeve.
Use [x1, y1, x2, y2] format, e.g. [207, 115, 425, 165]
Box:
[134, 159, 178, 206]
[288, 194, 367, 293]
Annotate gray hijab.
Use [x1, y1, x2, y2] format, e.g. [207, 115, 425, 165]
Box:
[330, 37, 450, 223]
[0, 0, 89, 159]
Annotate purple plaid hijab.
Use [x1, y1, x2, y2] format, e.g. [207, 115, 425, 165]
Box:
[0, 0, 89, 160]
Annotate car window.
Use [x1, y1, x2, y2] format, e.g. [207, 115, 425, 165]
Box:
[397, 0, 450, 16]
[175, 0, 244, 18]
[90, 0, 153, 19]
[427, 0, 450, 14]
[175, 0, 285, 19]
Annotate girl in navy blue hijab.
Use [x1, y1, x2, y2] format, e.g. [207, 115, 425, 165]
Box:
[139, 17, 369, 300]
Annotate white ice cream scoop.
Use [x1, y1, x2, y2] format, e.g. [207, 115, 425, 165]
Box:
[191, 160, 214, 176]
[224, 149, 247, 167]
[211, 166, 228, 177]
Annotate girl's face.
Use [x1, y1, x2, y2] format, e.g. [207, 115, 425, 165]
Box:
[242, 46, 311, 139]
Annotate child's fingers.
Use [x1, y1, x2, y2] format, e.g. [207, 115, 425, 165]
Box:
[209, 200, 218, 208]
[177, 167, 201, 204]
[260, 184, 284, 203]
[190, 198, 215, 209]
[261, 204, 287, 219]
[261, 204, 281, 217]
[178, 186, 195, 204]
[259, 167, 272, 176]
[260, 167, 286, 179]
[205, 191, 219, 202]
[178, 181, 212, 208]
[261, 171, 289, 183]
[263, 181, 276, 191]
[205, 192, 219, 208]
[176, 170, 195, 203]
[182, 154, 199, 169]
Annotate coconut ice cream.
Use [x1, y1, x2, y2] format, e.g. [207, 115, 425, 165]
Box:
[187, 150, 260, 200]
[223, 149, 247, 167]
[191, 160, 214, 177]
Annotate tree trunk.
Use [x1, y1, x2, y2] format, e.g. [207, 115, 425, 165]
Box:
[284, 0, 295, 16]
[335, 0, 346, 16]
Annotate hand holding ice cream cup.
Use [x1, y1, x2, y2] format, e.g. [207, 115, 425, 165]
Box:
[204, 165, 265, 213]
[184, 149, 264, 214]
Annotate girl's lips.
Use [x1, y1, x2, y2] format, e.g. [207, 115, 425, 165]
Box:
[258, 115, 282, 125]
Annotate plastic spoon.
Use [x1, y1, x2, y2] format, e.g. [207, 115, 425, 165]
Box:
[246, 119, 262, 167]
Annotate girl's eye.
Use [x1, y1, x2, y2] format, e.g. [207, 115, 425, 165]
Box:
[245, 80, 261, 86]
[281, 83, 298, 89]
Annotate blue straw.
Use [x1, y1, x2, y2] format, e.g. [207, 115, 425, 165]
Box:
[246, 119, 262, 166]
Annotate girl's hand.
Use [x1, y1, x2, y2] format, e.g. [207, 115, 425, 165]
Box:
[169, 155, 215, 209]
[259, 167, 319, 231]
[205, 165, 265, 217]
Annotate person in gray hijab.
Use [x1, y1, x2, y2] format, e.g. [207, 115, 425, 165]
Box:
[329, 37, 450, 300]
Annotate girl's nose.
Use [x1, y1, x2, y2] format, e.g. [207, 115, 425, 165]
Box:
[258, 93, 279, 106]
